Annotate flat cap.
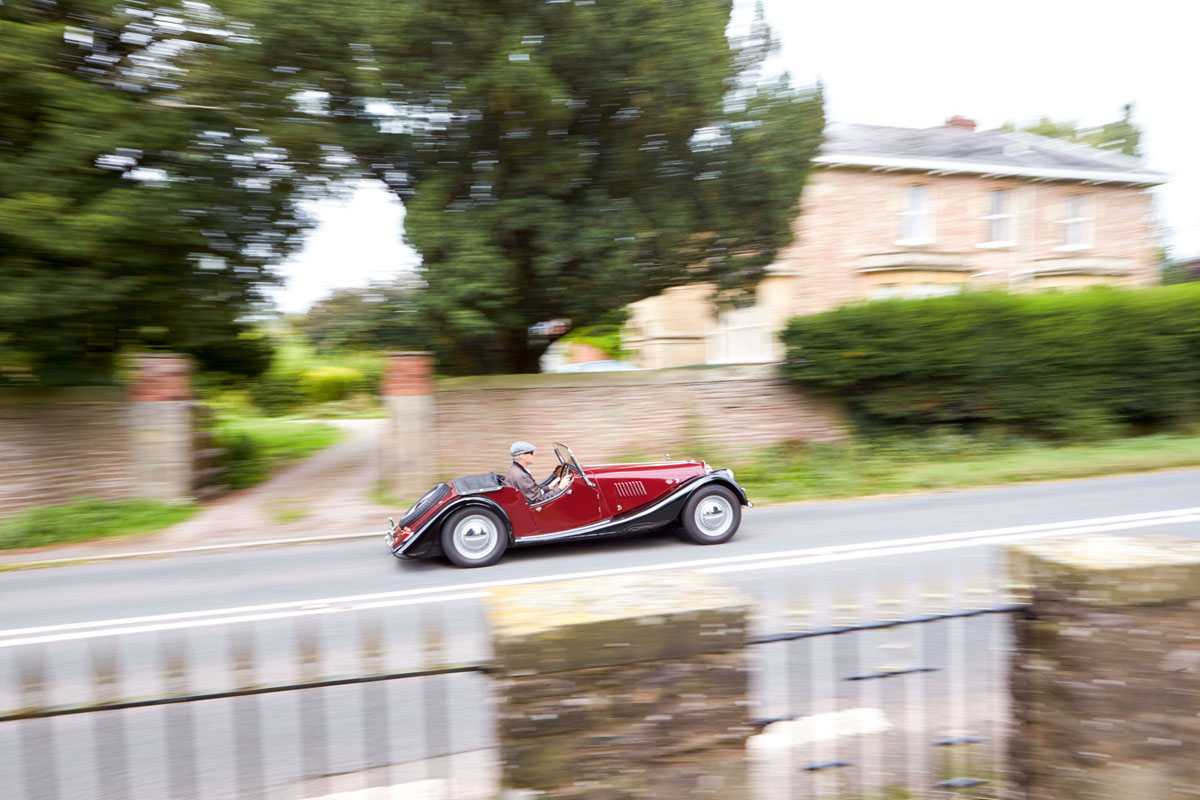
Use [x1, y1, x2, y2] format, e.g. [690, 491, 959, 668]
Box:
[510, 441, 536, 457]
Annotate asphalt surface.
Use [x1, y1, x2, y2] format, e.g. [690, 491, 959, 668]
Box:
[2, 468, 1198, 800]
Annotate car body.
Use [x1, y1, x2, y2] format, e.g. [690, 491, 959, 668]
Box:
[385, 443, 751, 567]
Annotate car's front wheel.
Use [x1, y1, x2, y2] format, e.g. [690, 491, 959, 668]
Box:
[680, 485, 741, 545]
[441, 507, 508, 567]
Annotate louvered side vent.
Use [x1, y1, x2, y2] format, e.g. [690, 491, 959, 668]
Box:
[615, 481, 648, 498]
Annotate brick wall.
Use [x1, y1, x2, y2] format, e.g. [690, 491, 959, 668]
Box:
[0, 355, 195, 519]
[0, 388, 139, 517]
[382, 351, 434, 397]
[430, 363, 846, 476]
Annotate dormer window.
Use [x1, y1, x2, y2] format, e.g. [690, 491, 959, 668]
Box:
[897, 185, 933, 244]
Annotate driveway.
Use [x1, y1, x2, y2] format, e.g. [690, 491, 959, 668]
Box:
[161, 417, 395, 545]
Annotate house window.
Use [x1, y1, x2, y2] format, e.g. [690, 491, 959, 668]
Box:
[1057, 194, 1093, 249]
[982, 189, 1015, 246]
[897, 185, 933, 244]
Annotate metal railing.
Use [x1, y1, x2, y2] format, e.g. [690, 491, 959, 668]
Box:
[747, 600, 1026, 799]
[1, 607, 495, 800]
[2, 585, 1026, 800]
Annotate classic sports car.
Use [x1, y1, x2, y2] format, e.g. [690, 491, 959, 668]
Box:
[386, 443, 751, 567]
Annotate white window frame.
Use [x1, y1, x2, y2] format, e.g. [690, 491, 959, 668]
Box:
[979, 188, 1016, 248]
[1055, 194, 1093, 251]
[896, 184, 934, 245]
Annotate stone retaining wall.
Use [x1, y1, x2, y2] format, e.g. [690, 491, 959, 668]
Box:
[432, 362, 847, 478]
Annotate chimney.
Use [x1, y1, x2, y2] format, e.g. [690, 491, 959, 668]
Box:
[944, 115, 977, 131]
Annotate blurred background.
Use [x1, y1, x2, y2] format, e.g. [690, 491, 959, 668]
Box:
[2, 0, 1200, 798]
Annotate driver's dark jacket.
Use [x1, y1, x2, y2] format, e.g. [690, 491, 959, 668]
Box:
[505, 461, 549, 503]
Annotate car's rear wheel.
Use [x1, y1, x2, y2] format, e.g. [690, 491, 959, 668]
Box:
[680, 485, 741, 545]
[441, 507, 508, 567]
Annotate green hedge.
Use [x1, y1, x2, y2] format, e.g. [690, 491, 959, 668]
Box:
[781, 285, 1200, 438]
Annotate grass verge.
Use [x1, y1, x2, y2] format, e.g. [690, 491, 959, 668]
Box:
[0, 497, 198, 550]
[734, 431, 1200, 505]
[214, 416, 345, 490]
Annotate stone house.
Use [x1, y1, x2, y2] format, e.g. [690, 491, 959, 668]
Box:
[624, 116, 1169, 368]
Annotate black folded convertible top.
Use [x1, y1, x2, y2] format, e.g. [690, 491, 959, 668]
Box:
[451, 473, 505, 495]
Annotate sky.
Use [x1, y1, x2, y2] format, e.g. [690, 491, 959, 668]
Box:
[271, 0, 1199, 314]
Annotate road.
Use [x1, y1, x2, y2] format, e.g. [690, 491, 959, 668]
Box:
[2, 468, 1198, 800]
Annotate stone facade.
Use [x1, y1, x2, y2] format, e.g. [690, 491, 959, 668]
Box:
[1008, 535, 1200, 799]
[0, 354, 195, 518]
[624, 121, 1165, 369]
[428, 362, 846, 478]
[780, 168, 1159, 316]
[486, 572, 756, 798]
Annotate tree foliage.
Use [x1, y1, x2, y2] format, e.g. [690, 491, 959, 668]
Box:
[3, 0, 823, 380]
[1001, 103, 1143, 158]
[0, 0, 348, 383]
[338, 0, 824, 373]
[296, 281, 425, 354]
[781, 286, 1200, 439]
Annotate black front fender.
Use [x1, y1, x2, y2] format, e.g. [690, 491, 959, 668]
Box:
[705, 469, 751, 506]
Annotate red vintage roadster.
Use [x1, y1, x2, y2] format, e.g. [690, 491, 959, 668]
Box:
[386, 443, 751, 567]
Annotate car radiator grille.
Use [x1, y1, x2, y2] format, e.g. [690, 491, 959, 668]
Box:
[615, 481, 648, 498]
[399, 483, 450, 527]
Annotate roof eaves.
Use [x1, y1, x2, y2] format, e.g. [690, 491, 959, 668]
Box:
[813, 152, 1169, 186]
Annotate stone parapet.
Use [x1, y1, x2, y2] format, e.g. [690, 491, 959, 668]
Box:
[1008, 535, 1200, 799]
[487, 572, 756, 798]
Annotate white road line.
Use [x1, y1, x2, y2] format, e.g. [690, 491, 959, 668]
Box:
[18, 530, 386, 566]
[2, 506, 1197, 646]
[701, 514, 1200, 574]
[0, 592, 488, 649]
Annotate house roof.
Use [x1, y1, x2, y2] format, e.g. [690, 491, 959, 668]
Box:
[815, 122, 1168, 186]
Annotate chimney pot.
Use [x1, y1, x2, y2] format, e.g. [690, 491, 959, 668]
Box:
[945, 115, 977, 131]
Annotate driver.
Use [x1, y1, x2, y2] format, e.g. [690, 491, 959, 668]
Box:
[505, 441, 568, 503]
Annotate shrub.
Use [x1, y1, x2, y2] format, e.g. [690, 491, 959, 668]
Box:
[299, 366, 365, 402]
[781, 285, 1200, 438]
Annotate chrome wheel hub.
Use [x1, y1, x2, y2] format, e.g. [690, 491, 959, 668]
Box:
[696, 495, 733, 537]
[454, 515, 498, 559]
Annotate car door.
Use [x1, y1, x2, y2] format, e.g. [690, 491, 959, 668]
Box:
[529, 478, 606, 535]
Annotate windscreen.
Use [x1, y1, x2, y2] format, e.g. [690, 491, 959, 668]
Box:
[553, 442, 584, 477]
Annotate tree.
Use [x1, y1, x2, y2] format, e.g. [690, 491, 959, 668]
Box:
[1001, 103, 1143, 158]
[0, 0, 350, 384]
[337, 0, 824, 373]
[297, 281, 426, 354]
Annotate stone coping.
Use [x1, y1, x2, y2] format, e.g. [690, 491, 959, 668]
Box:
[437, 363, 780, 392]
[0, 386, 127, 404]
[1009, 534, 1200, 607]
[486, 571, 754, 676]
